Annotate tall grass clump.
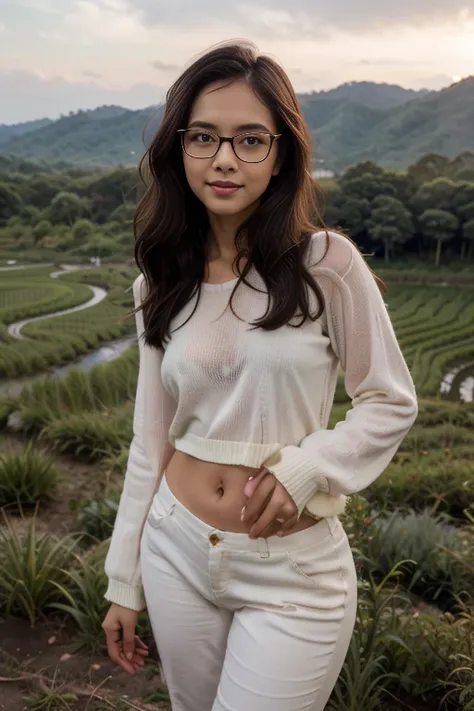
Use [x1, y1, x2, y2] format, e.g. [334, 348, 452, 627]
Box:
[0, 514, 78, 625]
[0, 443, 60, 510]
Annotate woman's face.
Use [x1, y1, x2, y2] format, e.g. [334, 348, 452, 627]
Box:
[182, 79, 281, 221]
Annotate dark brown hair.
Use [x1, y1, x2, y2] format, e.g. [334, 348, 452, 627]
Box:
[134, 41, 379, 348]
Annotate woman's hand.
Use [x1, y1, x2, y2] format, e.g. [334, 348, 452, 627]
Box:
[242, 469, 298, 538]
[102, 604, 149, 674]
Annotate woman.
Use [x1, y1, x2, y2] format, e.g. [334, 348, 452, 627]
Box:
[102, 41, 418, 711]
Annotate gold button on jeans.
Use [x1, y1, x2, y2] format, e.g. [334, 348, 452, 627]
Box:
[209, 533, 220, 546]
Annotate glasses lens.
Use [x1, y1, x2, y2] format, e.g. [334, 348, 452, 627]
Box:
[182, 130, 219, 158]
[233, 133, 272, 162]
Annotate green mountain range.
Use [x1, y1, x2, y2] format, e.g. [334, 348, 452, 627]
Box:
[1, 79, 473, 171]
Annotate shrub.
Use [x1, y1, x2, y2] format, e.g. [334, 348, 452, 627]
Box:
[42, 404, 133, 460]
[72, 493, 119, 543]
[364, 510, 474, 608]
[367, 449, 474, 518]
[0, 443, 60, 510]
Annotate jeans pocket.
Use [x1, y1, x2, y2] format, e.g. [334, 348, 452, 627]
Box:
[147, 497, 176, 530]
[287, 551, 321, 588]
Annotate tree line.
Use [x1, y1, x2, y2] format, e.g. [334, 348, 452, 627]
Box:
[1, 152, 474, 265]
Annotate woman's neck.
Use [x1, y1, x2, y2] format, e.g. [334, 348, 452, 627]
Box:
[207, 205, 255, 262]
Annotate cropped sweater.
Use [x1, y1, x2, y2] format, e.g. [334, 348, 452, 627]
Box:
[104, 230, 418, 611]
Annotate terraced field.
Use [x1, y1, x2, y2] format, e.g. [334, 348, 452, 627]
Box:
[386, 283, 474, 401]
[0, 265, 137, 379]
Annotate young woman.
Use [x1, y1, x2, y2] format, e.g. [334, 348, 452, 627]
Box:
[102, 41, 418, 711]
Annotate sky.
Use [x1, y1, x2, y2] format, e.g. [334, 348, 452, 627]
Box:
[1, 0, 474, 124]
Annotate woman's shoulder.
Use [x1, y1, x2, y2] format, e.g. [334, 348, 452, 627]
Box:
[306, 229, 362, 280]
[132, 273, 147, 306]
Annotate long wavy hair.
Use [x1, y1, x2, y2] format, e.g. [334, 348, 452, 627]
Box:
[134, 41, 378, 348]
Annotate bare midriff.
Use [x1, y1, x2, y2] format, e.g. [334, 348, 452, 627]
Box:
[165, 450, 319, 537]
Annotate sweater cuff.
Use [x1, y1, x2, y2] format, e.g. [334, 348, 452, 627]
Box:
[264, 445, 326, 517]
[105, 579, 146, 612]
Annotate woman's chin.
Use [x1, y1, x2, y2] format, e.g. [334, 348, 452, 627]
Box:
[204, 199, 251, 217]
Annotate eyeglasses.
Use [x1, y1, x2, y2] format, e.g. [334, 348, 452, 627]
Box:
[177, 128, 281, 164]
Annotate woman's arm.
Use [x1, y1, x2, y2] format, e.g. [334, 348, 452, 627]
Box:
[104, 274, 176, 611]
[265, 239, 418, 517]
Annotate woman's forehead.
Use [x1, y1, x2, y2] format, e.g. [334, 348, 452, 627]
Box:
[189, 80, 276, 132]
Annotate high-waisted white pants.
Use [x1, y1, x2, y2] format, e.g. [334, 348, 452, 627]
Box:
[140, 474, 358, 711]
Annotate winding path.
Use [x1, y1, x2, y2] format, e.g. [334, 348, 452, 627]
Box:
[6, 264, 107, 340]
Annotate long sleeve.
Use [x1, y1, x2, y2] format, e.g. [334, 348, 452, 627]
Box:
[104, 274, 176, 611]
[265, 239, 418, 516]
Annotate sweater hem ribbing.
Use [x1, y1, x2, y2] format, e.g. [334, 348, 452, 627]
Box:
[171, 433, 282, 468]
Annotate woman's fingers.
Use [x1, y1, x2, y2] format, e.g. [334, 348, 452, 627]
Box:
[103, 628, 137, 675]
[242, 474, 275, 524]
[249, 498, 285, 539]
[134, 635, 149, 652]
[243, 468, 268, 498]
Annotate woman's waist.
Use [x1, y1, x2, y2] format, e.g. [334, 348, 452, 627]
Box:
[165, 450, 319, 536]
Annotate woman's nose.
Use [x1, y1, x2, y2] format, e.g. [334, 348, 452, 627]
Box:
[212, 140, 238, 172]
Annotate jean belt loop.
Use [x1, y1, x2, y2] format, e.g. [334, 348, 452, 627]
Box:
[257, 537, 270, 559]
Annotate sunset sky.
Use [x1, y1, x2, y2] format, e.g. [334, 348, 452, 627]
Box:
[1, 0, 474, 123]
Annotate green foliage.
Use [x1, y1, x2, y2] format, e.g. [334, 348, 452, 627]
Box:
[0, 443, 60, 509]
[329, 566, 410, 711]
[0, 274, 91, 324]
[366, 195, 414, 262]
[14, 346, 138, 431]
[363, 510, 474, 607]
[72, 494, 120, 543]
[32, 219, 51, 242]
[27, 688, 78, 711]
[49, 191, 88, 226]
[0, 514, 78, 625]
[0, 266, 136, 378]
[52, 561, 109, 652]
[71, 217, 94, 241]
[42, 404, 133, 460]
[369, 448, 474, 517]
[0, 182, 22, 223]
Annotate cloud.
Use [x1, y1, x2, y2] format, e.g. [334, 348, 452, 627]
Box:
[131, 0, 474, 33]
[150, 60, 182, 72]
[82, 70, 103, 79]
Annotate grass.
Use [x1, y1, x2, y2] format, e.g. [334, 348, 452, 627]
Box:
[0, 514, 79, 626]
[0, 442, 60, 510]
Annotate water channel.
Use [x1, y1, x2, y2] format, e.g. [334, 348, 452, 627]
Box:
[1, 264, 135, 397]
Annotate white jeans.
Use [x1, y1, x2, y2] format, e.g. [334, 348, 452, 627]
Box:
[140, 474, 357, 711]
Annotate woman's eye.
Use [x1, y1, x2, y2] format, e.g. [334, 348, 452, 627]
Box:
[240, 134, 263, 146]
[193, 132, 214, 143]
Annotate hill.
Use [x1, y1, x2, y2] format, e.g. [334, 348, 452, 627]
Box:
[1, 79, 472, 171]
[0, 118, 53, 146]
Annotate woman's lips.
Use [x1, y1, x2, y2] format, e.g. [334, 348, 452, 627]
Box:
[207, 183, 242, 196]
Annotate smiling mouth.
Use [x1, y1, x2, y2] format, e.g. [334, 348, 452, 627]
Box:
[207, 182, 243, 195]
[208, 181, 242, 188]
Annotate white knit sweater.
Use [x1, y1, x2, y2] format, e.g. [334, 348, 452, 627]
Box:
[104, 230, 418, 610]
